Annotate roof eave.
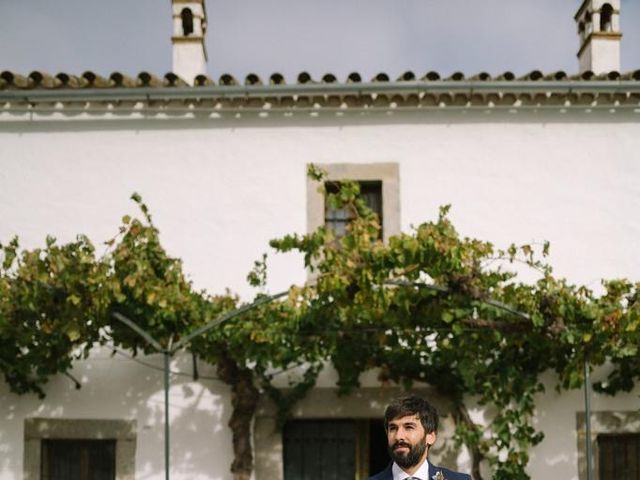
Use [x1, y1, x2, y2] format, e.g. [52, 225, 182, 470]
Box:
[2, 80, 639, 103]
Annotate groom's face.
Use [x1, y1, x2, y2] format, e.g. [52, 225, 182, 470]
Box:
[386, 414, 436, 469]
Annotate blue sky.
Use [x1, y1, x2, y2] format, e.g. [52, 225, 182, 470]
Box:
[1, 0, 639, 81]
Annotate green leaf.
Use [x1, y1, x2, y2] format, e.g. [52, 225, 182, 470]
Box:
[68, 294, 81, 306]
[67, 328, 81, 342]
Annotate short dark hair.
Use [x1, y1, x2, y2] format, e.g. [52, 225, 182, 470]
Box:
[384, 395, 439, 434]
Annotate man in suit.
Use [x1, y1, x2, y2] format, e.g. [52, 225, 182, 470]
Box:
[368, 395, 471, 480]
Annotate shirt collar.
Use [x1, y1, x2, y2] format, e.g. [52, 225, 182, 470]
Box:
[391, 459, 431, 480]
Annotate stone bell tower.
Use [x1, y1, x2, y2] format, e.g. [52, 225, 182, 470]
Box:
[575, 0, 622, 74]
[172, 0, 208, 84]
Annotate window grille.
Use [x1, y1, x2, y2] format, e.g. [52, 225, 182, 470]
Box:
[41, 439, 116, 480]
[598, 433, 640, 480]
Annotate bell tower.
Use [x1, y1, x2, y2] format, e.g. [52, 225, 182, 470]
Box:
[172, 0, 208, 84]
[575, 0, 622, 74]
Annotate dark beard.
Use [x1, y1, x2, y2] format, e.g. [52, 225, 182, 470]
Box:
[388, 440, 427, 469]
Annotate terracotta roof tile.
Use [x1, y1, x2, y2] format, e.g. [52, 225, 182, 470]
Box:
[245, 73, 262, 85]
[137, 72, 163, 87]
[270, 73, 285, 85]
[218, 73, 236, 86]
[81, 71, 110, 87]
[164, 72, 188, 87]
[194, 74, 214, 86]
[1, 71, 30, 88]
[422, 71, 440, 81]
[2, 69, 640, 90]
[497, 71, 516, 81]
[347, 72, 362, 83]
[470, 72, 491, 81]
[1, 69, 639, 113]
[544, 71, 568, 80]
[373, 73, 390, 82]
[297, 72, 313, 84]
[55, 73, 83, 88]
[28, 71, 58, 88]
[521, 70, 543, 81]
[448, 72, 465, 81]
[110, 72, 137, 88]
[321, 73, 337, 83]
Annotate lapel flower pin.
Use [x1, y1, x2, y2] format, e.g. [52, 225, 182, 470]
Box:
[432, 471, 445, 480]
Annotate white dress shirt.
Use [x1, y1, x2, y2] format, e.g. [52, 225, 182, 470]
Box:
[391, 459, 431, 480]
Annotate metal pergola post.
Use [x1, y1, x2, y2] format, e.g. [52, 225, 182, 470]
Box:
[163, 350, 170, 480]
[584, 354, 593, 480]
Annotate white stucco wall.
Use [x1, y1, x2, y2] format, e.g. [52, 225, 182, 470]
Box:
[1, 109, 639, 479]
[530, 370, 640, 480]
[2, 112, 639, 294]
[173, 41, 207, 84]
[0, 349, 232, 480]
[587, 38, 621, 73]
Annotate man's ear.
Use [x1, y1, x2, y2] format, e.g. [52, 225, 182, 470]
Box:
[426, 431, 437, 446]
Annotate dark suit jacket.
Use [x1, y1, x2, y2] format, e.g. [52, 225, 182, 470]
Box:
[368, 462, 471, 480]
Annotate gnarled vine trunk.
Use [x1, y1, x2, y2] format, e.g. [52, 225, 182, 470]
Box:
[453, 402, 485, 480]
[216, 349, 260, 480]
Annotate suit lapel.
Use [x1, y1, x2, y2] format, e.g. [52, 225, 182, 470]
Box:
[386, 464, 394, 480]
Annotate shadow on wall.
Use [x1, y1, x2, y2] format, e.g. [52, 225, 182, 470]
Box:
[0, 349, 233, 480]
[0, 389, 20, 477]
[160, 383, 230, 479]
[118, 353, 232, 480]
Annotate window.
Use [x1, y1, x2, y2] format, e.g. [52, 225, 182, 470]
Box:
[307, 163, 400, 243]
[600, 4, 613, 32]
[577, 411, 640, 480]
[325, 181, 383, 238]
[282, 419, 389, 480]
[181, 8, 194, 36]
[24, 418, 136, 480]
[41, 439, 115, 480]
[598, 434, 640, 480]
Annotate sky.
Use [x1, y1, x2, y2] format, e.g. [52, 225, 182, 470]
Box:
[1, 0, 639, 83]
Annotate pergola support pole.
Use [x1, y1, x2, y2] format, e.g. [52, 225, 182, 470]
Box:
[584, 355, 593, 480]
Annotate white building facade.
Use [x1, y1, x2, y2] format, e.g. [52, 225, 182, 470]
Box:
[1, 1, 640, 479]
[1, 73, 640, 480]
